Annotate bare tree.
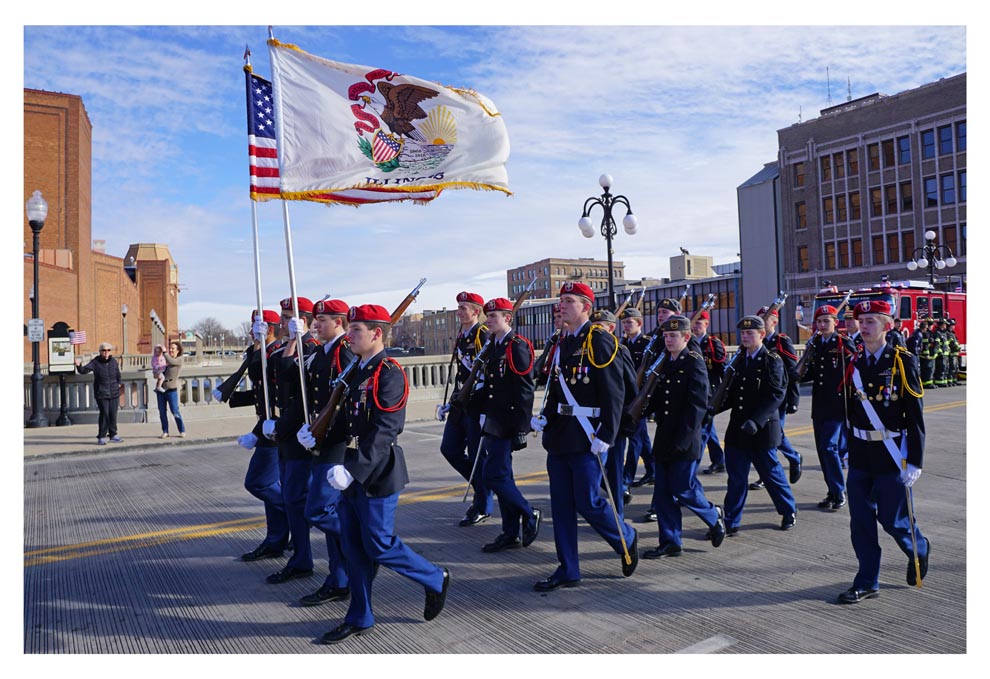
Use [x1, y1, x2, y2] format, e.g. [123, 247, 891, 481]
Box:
[192, 317, 228, 348]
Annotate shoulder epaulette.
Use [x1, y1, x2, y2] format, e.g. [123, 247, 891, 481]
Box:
[688, 350, 704, 361]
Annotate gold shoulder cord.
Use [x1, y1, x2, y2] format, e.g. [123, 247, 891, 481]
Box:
[894, 346, 924, 398]
[585, 328, 619, 368]
[475, 324, 489, 354]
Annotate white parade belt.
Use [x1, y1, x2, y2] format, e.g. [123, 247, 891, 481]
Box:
[852, 427, 904, 442]
[557, 404, 601, 418]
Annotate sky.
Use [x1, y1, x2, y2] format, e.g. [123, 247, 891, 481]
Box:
[14, 11, 972, 337]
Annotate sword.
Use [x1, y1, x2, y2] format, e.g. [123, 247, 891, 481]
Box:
[462, 430, 486, 503]
[590, 425, 632, 566]
[904, 460, 923, 588]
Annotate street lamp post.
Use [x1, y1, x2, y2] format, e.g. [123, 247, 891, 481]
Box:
[121, 303, 128, 358]
[26, 190, 49, 428]
[578, 174, 638, 310]
[220, 333, 225, 361]
[906, 230, 957, 287]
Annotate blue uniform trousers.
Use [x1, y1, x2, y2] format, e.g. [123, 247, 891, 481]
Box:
[440, 408, 494, 516]
[700, 417, 725, 467]
[654, 456, 719, 547]
[281, 457, 314, 571]
[244, 444, 289, 549]
[777, 411, 800, 467]
[723, 444, 796, 529]
[620, 418, 654, 484]
[338, 485, 446, 629]
[305, 463, 348, 589]
[546, 452, 636, 581]
[813, 417, 848, 497]
[847, 466, 928, 591]
[483, 435, 534, 538]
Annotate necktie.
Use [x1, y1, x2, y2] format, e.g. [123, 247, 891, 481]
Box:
[868, 355, 876, 369]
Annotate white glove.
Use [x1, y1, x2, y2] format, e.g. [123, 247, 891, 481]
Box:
[590, 438, 610, 455]
[435, 403, 450, 421]
[212, 388, 224, 402]
[297, 423, 316, 450]
[287, 317, 305, 340]
[530, 415, 546, 433]
[237, 432, 258, 449]
[252, 320, 268, 342]
[901, 463, 922, 487]
[262, 419, 277, 440]
[327, 464, 354, 490]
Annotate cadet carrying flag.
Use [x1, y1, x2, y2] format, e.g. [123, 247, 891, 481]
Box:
[267, 37, 511, 205]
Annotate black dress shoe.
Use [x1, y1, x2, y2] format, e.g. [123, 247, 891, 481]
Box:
[300, 585, 350, 606]
[642, 543, 683, 559]
[266, 566, 314, 584]
[424, 567, 450, 621]
[522, 508, 542, 547]
[320, 622, 374, 644]
[830, 493, 847, 510]
[709, 506, 726, 548]
[702, 463, 726, 475]
[837, 587, 879, 604]
[817, 494, 836, 509]
[725, 526, 740, 537]
[630, 475, 655, 488]
[907, 537, 931, 586]
[534, 574, 581, 592]
[642, 509, 657, 522]
[790, 453, 803, 484]
[482, 532, 521, 553]
[780, 513, 796, 530]
[459, 506, 490, 527]
[622, 491, 632, 506]
[749, 480, 765, 491]
[241, 545, 284, 562]
[622, 530, 639, 577]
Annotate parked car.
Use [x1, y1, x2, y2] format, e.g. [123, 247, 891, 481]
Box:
[385, 347, 407, 357]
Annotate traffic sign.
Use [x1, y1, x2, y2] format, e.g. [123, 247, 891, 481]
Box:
[27, 318, 45, 342]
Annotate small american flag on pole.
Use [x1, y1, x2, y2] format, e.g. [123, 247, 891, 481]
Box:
[70, 330, 87, 345]
[246, 71, 281, 201]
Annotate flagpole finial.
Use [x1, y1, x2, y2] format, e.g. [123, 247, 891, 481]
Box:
[244, 44, 251, 66]
[268, 26, 275, 40]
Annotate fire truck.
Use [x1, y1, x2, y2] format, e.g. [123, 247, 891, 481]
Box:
[810, 279, 966, 380]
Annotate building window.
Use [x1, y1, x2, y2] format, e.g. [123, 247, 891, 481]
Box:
[885, 185, 897, 214]
[838, 241, 849, 268]
[872, 236, 885, 265]
[795, 202, 807, 229]
[793, 162, 805, 187]
[960, 223, 967, 256]
[882, 139, 895, 168]
[956, 121, 966, 151]
[847, 148, 859, 175]
[938, 125, 953, 155]
[943, 225, 958, 255]
[837, 194, 847, 222]
[820, 155, 832, 182]
[903, 231, 915, 262]
[833, 152, 845, 178]
[797, 246, 809, 273]
[823, 197, 834, 224]
[900, 181, 913, 212]
[921, 129, 935, 159]
[941, 174, 956, 205]
[825, 242, 836, 269]
[887, 234, 900, 263]
[897, 136, 911, 164]
[852, 238, 863, 266]
[867, 143, 880, 171]
[959, 170, 966, 202]
[924, 177, 938, 208]
[850, 191, 861, 220]
[870, 188, 883, 217]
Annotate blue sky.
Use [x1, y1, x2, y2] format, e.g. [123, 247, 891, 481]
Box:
[18, 16, 970, 331]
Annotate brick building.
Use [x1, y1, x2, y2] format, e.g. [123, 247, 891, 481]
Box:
[24, 88, 180, 363]
[506, 257, 625, 301]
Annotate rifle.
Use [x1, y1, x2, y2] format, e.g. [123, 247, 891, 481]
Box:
[390, 278, 427, 325]
[690, 293, 717, 323]
[634, 284, 698, 388]
[795, 289, 853, 379]
[762, 290, 788, 323]
[614, 288, 636, 317]
[214, 346, 253, 402]
[308, 355, 360, 448]
[513, 278, 538, 314]
[635, 287, 646, 312]
[626, 349, 667, 423]
[449, 336, 495, 409]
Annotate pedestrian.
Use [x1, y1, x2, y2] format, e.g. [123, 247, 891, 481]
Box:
[156, 341, 186, 439]
[75, 342, 123, 445]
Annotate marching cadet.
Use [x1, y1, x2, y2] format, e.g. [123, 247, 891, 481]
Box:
[436, 292, 494, 527]
[888, 317, 908, 350]
[801, 305, 857, 511]
[758, 306, 803, 486]
[837, 298, 930, 604]
[844, 311, 865, 352]
[222, 310, 290, 562]
[641, 315, 726, 558]
[260, 297, 322, 585]
[530, 282, 639, 591]
[693, 310, 727, 475]
[617, 308, 656, 489]
[918, 319, 935, 388]
[282, 299, 353, 606]
[477, 298, 542, 553]
[320, 304, 449, 643]
[715, 315, 797, 534]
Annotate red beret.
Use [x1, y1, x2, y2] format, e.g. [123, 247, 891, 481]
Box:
[314, 299, 349, 316]
[280, 297, 314, 314]
[456, 291, 484, 307]
[815, 305, 838, 320]
[757, 306, 778, 318]
[484, 297, 513, 313]
[253, 309, 281, 324]
[853, 300, 893, 319]
[559, 281, 594, 302]
[348, 304, 391, 324]
[696, 310, 710, 321]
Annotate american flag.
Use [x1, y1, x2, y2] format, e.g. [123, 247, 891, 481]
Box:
[246, 71, 280, 201]
[70, 330, 87, 345]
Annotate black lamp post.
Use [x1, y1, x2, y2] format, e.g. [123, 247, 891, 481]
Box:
[578, 174, 638, 310]
[906, 229, 957, 286]
[121, 303, 128, 357]
[26, 190, 49, 428]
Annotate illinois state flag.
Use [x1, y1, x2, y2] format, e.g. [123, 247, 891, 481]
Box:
[268, 38, 511, 205]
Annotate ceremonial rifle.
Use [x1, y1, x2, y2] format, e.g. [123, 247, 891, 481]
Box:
[795, 289, 853, 379]
[634, 284, 692, 388]
[390, 278, 427, 325]
[213, 346, 253, 402]
[635, 287, 646, 312]
[614, 288, 636, 317]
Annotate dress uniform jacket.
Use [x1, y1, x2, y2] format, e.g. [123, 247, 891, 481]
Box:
[272, 332, 321, 461]
[341, 351, 410, 498]
[646, 349, 709, 461]
[622, 333, 652, 371]
[542, 323, 625, 451]
[479, 331, 535, 443]
[698, 333, 726, 395]
[719, 346, 786, 450]
[277, 336, 356, 464]
[801, 333, 857, 421]
[764, 331, 800, 412]
[229, 340, 281, 438]
[847, 347, 925, 474]
[450, 323, 490, 416]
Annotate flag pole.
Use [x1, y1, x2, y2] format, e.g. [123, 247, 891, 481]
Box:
[280, 200, 312, 424]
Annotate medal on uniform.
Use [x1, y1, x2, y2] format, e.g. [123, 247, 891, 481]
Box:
[570, 366, 577, 385]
